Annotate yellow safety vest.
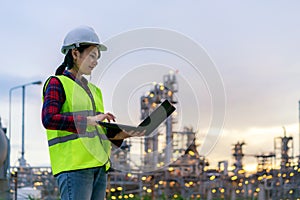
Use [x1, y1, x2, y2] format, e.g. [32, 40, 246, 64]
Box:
[44, 75, 111, 176]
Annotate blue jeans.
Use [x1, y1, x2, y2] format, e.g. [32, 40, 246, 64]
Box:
[56, 166, 107, 200]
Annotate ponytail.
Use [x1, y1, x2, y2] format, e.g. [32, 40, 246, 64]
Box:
[55, 50, 73, 75]
[55, 64, 66, 75]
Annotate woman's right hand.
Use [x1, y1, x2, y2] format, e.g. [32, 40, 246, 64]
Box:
[87, 112, 116, 126]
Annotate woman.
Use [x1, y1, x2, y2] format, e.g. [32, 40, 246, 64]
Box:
[42, 26, 138, 200]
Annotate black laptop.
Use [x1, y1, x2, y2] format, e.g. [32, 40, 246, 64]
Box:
[97, 99, 176, 136]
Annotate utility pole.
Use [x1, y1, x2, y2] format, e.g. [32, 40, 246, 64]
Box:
[298, 101, 300, 159]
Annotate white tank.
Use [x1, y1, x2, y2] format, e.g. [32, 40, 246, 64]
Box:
[0, 123, 8, 167]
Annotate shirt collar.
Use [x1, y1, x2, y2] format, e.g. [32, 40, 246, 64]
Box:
[63, 70, 88, 86]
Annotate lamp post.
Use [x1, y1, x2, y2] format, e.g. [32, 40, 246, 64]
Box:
[9, 80, 42, 167]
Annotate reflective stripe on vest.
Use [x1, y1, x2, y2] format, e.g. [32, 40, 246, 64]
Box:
[44, 75, 111, 175]
[48, 130, 109, 146]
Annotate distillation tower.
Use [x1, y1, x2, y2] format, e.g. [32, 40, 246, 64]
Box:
[274, 127, 294, 171]
[232, 141, 245, 174]
[140, 72, 178, 169]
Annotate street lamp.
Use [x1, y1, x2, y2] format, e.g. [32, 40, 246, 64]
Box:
[9, 80, 42, 167]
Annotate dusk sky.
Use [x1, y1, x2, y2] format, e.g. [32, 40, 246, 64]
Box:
[1, 1, 300, 172]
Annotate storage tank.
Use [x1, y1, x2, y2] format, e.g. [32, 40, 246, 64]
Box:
[0, 117, 9, 200]
[0, 120, 8, 168]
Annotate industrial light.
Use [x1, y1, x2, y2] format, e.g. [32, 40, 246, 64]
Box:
[170, 181, 175, 187]
[188, 151, 195, 156]
[282, 174, 287, 178]
[285, 179, 290, 183]
[261, 174, 265, 179]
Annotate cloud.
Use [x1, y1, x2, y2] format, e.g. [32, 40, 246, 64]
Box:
[1, 1, 300, 168]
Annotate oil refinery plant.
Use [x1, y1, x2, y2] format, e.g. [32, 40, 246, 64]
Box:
[1, 72, 300, 200]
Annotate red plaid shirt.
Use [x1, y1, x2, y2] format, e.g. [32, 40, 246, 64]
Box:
[42, 70, 92, 134]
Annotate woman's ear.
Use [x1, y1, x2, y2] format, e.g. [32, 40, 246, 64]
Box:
[71, 49, 79, 60]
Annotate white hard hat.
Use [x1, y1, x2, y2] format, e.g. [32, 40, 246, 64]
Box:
[61, 25, 107, 54]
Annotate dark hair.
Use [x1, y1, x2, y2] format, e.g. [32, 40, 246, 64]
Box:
[55, 44, 94, 75]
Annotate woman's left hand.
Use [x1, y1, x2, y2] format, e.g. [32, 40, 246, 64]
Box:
[109, 130, 146, 140]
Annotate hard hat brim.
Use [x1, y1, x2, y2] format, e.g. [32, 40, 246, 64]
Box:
[61, 43, 107, 54]
[98, 44, 107, 51]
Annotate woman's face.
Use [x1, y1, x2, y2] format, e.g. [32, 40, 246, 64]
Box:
[74, 46, 100, 75]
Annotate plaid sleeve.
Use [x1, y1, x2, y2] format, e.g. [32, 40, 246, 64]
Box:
[41, 77, 87, 134]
